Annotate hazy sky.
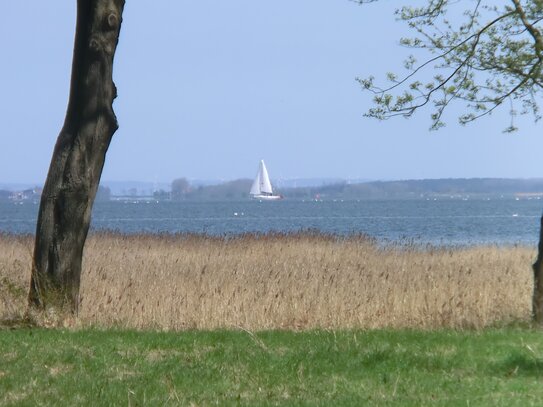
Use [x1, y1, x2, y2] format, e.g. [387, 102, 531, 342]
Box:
[1, 1, 542, 184]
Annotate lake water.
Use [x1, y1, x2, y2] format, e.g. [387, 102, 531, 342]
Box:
[1, 198, 542, 246]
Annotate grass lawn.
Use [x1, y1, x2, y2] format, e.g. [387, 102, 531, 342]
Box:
[1, 327, 543, 406]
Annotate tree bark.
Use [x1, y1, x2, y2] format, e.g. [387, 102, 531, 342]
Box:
[28, 0, 125, 312]
[533, 215, 543, 324]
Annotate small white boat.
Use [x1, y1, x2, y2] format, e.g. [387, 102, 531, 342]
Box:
[250, 160, 283, 201]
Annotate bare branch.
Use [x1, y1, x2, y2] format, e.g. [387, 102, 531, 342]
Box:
[359, 0, 543, 130]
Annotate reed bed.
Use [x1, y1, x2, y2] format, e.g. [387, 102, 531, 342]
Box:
[0, 232, 535, 330]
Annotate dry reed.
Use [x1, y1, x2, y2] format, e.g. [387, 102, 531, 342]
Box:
[0, 232, 535, 330]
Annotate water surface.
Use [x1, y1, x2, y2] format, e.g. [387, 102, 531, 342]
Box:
[1, 198, 541, 246]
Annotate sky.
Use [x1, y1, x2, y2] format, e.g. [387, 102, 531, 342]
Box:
[1, 1, 542, 185]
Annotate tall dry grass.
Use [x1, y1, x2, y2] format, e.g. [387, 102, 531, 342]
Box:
[0, 232, 535, 330]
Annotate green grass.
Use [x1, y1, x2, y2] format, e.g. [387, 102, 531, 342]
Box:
[2, 328, 543, 406]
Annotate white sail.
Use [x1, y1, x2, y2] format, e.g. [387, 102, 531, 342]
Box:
[250, 160, 283, 200]
[259, 161, 273, 194]
[251, 160, 273, 195]
[250, 169, 261, 195]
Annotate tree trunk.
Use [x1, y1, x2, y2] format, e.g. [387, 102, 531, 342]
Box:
[533, 215, 543, 324]
[28, 0, 125, 312]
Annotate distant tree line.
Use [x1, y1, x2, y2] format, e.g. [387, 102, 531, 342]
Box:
[163, 178, 253, 201]
[150, 177, 543, 202]
[94, 186, 111, 201]
[4, 179, 541, 203]
[0, 186, 111, 202]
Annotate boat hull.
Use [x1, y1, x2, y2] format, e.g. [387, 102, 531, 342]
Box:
[252, 194, 283, 201]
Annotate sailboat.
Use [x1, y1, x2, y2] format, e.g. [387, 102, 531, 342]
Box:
[250, 160, 283, 200]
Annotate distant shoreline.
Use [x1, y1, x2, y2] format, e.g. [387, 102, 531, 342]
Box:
[4, 177, 543, 201]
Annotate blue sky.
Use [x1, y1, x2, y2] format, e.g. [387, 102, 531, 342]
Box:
[1, 1, 542, 184]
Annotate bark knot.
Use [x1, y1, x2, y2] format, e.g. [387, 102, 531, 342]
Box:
[107, 13, 118, 29]
[89, 38, 100, 51]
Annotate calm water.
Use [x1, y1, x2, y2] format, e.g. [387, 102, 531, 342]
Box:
[1, 199, 541, 246]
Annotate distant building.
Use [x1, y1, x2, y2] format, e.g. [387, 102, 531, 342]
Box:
[9, 187, 42, 203]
